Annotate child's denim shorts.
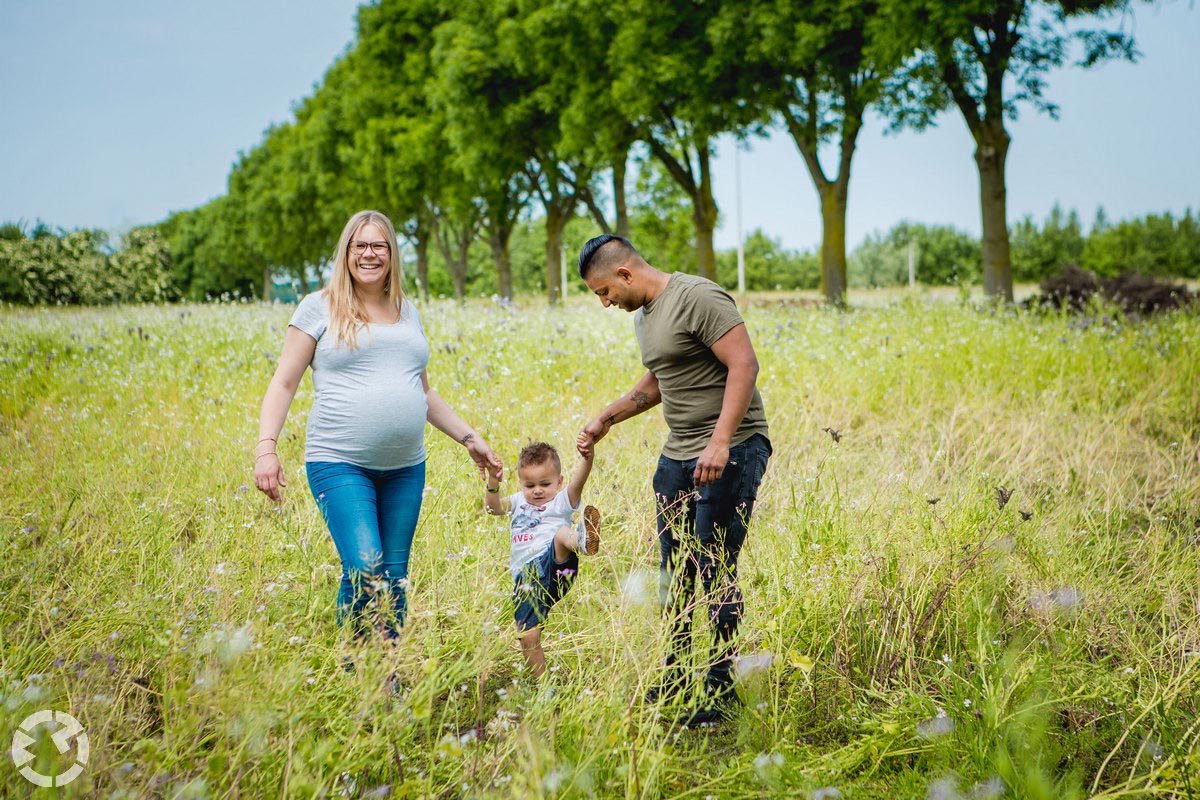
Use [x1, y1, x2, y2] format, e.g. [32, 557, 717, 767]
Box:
[513, 541, 579, 631]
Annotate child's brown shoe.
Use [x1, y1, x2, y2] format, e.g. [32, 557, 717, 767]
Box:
[578, 505, 601, 555]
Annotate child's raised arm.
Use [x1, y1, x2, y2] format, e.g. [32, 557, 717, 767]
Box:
[484, 462, 507, 515]
[567, 443, 594, 508]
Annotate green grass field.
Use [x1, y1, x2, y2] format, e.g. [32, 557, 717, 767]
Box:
[1, 293, 1197, 798]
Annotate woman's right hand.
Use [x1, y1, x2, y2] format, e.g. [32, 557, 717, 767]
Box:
[254, 454, 287, 503]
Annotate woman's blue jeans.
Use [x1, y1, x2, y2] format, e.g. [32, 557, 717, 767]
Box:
[306, 460, 425, 638]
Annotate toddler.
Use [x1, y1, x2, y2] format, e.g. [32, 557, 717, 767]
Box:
[484, 440, 600, 678]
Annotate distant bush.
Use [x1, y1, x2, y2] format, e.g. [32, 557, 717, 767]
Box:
[1025, 264, 1196, 315]
[849, 221, 979, 287]
[0, 223, 177, 305]
[1082, 210, 1200, 279]
[716, 229, 819, 291]
[1011, 204, 1085, 282]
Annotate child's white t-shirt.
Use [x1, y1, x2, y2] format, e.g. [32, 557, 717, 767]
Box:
[504, 489, 579, 578]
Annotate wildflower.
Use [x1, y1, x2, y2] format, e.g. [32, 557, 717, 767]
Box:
[543, 767, 568, 792]
[926, 774, 963, 800]
[733, 651, 774, 681]
[916, 713, 954, 739]
[753, 752, 785, 782]
[968, 776, 1005, 799]
[621, 569, 655, 606]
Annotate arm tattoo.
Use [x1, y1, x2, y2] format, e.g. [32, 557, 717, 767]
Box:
[604, 414, 617, 427]
[459, 432, 474, 445]
[631, 391, 651, 410]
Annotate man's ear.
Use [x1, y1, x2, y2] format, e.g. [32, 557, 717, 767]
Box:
[616, 265, 634, 283]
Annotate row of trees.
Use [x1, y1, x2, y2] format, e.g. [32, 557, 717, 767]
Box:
[149, 0, 1147, 306]
[7, 206, 1195, 305]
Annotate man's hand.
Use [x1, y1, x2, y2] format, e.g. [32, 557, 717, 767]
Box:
[694, 440, 730, 487]
[577, 416, 610, 457]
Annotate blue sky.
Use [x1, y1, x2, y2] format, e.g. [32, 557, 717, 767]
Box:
[1, 1, 1197, 254]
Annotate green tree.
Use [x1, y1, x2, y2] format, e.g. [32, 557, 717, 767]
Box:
[715, 0, 911, 305]
[878, 0, 1143, 301]
[548, 0, 637, 241]
[351, 0, 457, 299]
[605, 0, 762, 280]
[625, 152, 696, 275]
[431, 1, 540, 301]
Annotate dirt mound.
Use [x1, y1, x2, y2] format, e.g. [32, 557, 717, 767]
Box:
[1025, 265, 1196, 315]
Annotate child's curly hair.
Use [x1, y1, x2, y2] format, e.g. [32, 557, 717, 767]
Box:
[517, 441, 561, 472]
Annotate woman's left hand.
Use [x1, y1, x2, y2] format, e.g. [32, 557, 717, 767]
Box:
[466, 435, 502, 480]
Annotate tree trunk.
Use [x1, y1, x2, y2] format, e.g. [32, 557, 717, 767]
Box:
[693, 148, 718, 281]
[544, 204, 568, 305]
[818, 182, 848, 305]
[414, 234, 429, 300]
[488, 228, 513, 302]
[433, 220, 471, 304]
[613, 155, 631, 239]
[975, 121, 1013, 302]
[262, 265, 272, 302]
[450, 233, 468, 303]
[645, 134, 718, 281]
[782, 96, 859, 308]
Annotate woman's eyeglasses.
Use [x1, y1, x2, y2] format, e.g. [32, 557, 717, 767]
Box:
[349, 241, 391, 256]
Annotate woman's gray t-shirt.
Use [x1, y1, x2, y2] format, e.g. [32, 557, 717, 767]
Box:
[289, 292, 430, 469]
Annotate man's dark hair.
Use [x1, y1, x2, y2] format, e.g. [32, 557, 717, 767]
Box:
[577, 234, 639, 279]
[518, 441, 561, 472]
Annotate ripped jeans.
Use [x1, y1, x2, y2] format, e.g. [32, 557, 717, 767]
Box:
[306, 460, 425, 637]
[653, 434, 772, 689]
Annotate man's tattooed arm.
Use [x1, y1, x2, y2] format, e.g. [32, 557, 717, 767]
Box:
[631, 391, 651, 410]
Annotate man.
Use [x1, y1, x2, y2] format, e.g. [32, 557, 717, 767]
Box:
[575, 234, 771, 725]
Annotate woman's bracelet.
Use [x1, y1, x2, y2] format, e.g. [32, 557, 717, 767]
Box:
[258, 437, 277, 443]
[486, 486, 500, 493]
[256, 452, 277, 461]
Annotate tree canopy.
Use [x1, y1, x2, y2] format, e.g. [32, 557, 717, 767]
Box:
[6, 0, 1172, 306]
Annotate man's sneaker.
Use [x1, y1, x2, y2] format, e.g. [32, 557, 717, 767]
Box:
[677, 702, 736, 727]
[577, 505, 601, 555]
[676, 682, 739, 727]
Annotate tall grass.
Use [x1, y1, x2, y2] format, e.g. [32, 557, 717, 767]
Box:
[1, 294, 1197, 798]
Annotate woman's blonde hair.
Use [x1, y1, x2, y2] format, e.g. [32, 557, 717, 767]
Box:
[325, 210, 405, 348]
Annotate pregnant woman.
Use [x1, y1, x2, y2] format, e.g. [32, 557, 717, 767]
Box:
[253, 209, 500, 640]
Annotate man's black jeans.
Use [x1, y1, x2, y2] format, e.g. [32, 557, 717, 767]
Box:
[652, 433, 772, 690]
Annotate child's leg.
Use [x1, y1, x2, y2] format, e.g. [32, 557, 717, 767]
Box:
[553, 505, 601, 561]
[518, 626, 546, 678]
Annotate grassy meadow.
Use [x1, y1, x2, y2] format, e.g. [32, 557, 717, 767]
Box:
[1, 291, 1198, 798]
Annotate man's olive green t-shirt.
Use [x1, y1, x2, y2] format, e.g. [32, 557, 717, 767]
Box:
[634, 273, 769, 459]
